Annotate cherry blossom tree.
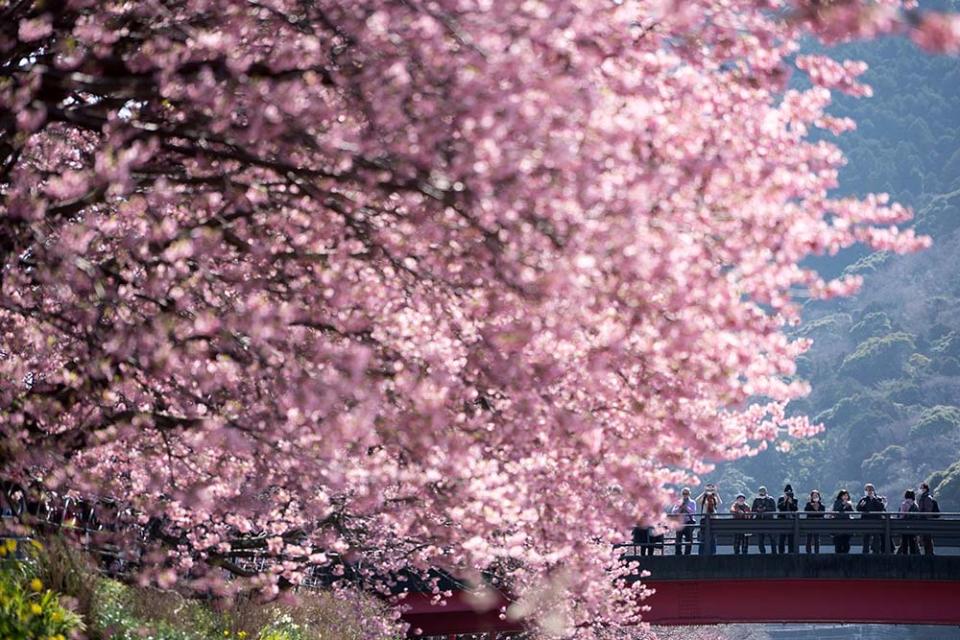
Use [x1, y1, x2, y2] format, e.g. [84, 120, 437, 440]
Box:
[1, 0, 958, 636]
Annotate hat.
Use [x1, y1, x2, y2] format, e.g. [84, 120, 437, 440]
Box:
[736, 493, 746, 499]
[758, 485, 767, 494]
[784, 484, 793, 492]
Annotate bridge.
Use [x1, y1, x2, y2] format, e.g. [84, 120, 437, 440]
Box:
[401, 512, 960, 636]
[4, 488, 960, 636]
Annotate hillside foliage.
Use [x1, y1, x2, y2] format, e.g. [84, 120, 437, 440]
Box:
[724, 33, 960, 505]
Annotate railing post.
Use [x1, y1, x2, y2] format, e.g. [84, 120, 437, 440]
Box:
[793, 511, 800, 554]
[704, 515, 712, 556]
[884, 512, 892, 555]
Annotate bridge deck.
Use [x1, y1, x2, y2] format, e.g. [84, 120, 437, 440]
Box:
[402, 555, 960, 635]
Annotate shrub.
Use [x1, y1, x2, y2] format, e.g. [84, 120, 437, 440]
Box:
[257, 613, 309, 640]
[89, 578, 397, 640]
[0, 538, 86, 640]
[91, 578, 225, 640]
[31, 534, 100, 623]
[4, 536, 397, 640]
[229, 589, 396, 640]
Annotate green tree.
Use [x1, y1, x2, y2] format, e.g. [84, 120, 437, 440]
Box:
[839, 332, 917, 384]
[861, 445, 906, 486]
[850, 312, 894, 343]
[909, 405, 960, 440]
[927, 460, 960, 511]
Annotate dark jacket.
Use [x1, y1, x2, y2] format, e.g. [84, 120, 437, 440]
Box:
[833, 498, 853, 518]
[918, 490, 936, 515]
[804, 500, 826, 517]
[632, 525, 650, 544]
[857, 494, 886, 519]
[778, 493, 798, 518]
[752, 495, 776, 518]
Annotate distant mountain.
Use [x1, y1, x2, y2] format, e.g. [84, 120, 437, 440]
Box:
[719, 36, 960, 507]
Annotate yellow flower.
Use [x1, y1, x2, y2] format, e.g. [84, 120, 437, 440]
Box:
[51, 610, 63, 622]
[30, 539, 44, 551]
[30, 603, 43, 615]
[30, 578, 43, 592]
[0, 546, 7, 557]
[224, 631, 231, 637]
[238, 632, 248, 639]
[4, 539, 15, 552]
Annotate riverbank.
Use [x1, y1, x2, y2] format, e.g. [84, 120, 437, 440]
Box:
[1, 536, 396, 640]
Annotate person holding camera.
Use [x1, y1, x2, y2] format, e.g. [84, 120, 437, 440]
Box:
[856, 483, 887, 553]
[751, 486, 777, 554]
[777, 484, 799, 553]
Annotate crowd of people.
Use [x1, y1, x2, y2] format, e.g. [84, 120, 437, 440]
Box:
[632, 482, 942, 557]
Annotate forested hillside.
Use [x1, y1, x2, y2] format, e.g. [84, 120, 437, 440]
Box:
[721, 32, 960, 507]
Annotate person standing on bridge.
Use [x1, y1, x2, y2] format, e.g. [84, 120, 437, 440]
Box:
[777, 484, 799, 554]
[857, 483, 887, 554]
[897, 489, 920, 555]
[804, 489, 825, 553]
[751, 486, 777, 554]
[695, 483, 722, 555]
[731, 493, 751, 554]
[832, 489, 853, 554]
[917, 482, 938, 555]
[671, 487, 696, 555]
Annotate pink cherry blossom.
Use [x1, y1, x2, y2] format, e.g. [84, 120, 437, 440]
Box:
[1, 1, 957, 637]
[911, 13, 960, 54]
